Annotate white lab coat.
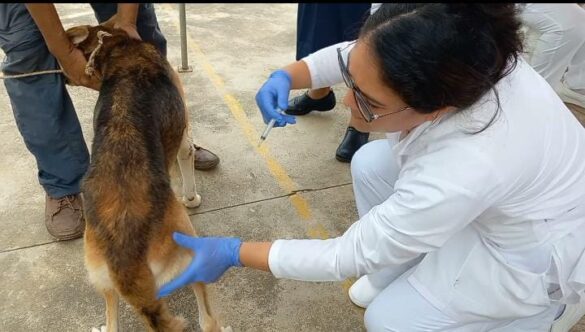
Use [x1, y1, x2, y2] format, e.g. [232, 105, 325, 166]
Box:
[519, 3, 585, 91]
[268, 41, 585, 322]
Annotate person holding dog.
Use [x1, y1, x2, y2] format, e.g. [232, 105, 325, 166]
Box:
[159, 4, 585, 331]
[0, 4, 220, 241]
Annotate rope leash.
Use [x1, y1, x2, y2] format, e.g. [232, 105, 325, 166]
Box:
[85, 30, 112, 78]
[0, 69, 63, 80]
[0, 30, 112, 80]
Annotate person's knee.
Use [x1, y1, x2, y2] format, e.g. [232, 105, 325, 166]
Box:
[351, 142, 374, 186]
[351, 140, 397, 187]
[364, 299, 428, 332]
[364, 298, 406, 332]
[363, 301, 385, 331]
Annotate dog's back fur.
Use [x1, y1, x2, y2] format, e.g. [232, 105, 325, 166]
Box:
[67, 24, 223, 332]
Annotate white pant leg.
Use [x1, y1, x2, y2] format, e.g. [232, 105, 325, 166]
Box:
[520, 4, 585, 90]
[350, 139, 399, 218]
[364, 267, 561, 332]
[351, 139, 423, 288]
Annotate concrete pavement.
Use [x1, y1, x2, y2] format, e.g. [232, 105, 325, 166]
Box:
[0, 4, 369, 331]
[1, 4, 584, 332]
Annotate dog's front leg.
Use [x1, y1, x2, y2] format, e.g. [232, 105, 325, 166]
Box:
[91, 289, 119, 332]
[191, 283, 222, 332]
[104, 290, 119, 332]
[178, 124, 201, 208]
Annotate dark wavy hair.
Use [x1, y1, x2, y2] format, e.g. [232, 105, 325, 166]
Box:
[360, 4, 523, 132]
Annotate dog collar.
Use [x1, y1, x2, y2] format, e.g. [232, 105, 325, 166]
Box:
[85, 30, 113, 78]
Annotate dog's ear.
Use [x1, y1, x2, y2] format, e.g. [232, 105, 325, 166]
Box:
[65, 26, 90, 46]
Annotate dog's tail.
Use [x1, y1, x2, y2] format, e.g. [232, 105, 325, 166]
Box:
[109, 260, 186, 332]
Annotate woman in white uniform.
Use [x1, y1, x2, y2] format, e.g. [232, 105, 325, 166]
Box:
[519, 3, 585, 109]
[158, 4, 585, 331]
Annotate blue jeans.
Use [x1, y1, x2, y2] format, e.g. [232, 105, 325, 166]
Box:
[0, 4, 167, 197]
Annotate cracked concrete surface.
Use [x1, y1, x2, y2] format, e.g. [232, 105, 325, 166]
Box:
[1, 4, 584, 332]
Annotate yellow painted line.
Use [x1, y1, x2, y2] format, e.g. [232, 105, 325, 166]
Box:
[161, 2, 356, 299]
[162, 4, 319, 227]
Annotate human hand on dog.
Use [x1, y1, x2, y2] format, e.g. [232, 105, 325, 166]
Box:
[157, 233, 243, 299]
[114, 22, 141, 41]
[24, 4, 100, 90]
[115, 4, 142, 40]
[255, 69, 297, 127]
[101, 7, 142, 41]
[57, 46, 102, 91]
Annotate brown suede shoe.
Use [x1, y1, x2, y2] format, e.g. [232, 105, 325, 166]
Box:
[45, 194, 84, 241]
[194, 144, 220, 170]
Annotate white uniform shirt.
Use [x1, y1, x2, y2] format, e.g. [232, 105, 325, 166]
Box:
[268, 41, 585, 321]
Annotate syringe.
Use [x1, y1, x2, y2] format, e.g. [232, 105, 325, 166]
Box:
[257, 108, 285, 147]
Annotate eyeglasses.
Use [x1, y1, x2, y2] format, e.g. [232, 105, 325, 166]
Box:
[337, 45, 411, 123]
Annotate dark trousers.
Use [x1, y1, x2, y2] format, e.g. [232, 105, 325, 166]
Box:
[90, 3, 167, 57]
[0, 4, 167, 197]
[296, 3, 371, 60]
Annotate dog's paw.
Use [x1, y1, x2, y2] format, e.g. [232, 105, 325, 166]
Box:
[91, 325, 106, 332]
[168, 315, 187, 332]
[182, 193, 202, 208]
[221, 326, 233, 332]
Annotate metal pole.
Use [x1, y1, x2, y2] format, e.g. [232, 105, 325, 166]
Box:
[178, 3, 192, 72]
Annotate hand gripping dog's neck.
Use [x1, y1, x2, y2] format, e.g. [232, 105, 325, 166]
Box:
[85, 30, 112, 78]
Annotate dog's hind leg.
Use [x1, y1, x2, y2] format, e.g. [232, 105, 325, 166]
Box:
[114, 263, 186, 332]
[191, 282, 222, 332]
[170, 68, 201, 209]
[177, 125, 201, 208]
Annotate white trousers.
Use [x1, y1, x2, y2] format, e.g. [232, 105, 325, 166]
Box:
[350, 139, 561, 331]
[520, 4, 585, 91]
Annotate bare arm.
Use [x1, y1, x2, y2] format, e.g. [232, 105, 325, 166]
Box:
[25, 4, 75, 59]
[117, 3, 139, 24]
[115, 3, 141, 40]
[239, 242, 273, 272]
[282, 60, 312, 90]
[25, 4, 100, 90]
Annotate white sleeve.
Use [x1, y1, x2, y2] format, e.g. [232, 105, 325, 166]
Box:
[268, 146, 501, 281]
[301, 40, 355, 89]
[371, 3, 382, 15]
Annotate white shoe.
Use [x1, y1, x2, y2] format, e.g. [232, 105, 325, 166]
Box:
[348, 274, 385, 309]
[550, 301, 585, 332]
[556, 81, 585, 109]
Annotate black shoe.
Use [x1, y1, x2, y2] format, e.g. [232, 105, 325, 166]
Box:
[335, 126, 370, 163]
[285, 90, 336, 116]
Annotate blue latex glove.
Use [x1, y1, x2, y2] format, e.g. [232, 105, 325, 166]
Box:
[157, 233, 242, 299]
[255, 69, 297, 127]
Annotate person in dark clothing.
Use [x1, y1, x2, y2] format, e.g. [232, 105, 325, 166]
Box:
[0, 4, 219, 241]
[286, 3, 372, 163]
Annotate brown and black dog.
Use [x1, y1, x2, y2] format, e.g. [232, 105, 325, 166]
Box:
[65, 22, 230, 332]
